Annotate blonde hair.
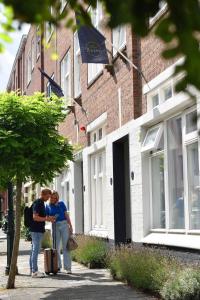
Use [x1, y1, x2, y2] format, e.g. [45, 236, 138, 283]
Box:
[51, 190, 59, 200]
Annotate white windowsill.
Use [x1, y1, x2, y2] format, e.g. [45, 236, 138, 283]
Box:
[149, 4, 168, 28]
[142, 232, 200, 250]
[87, 112, 107, 133]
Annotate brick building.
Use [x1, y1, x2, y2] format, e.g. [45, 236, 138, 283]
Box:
[7, 2, 200, 249]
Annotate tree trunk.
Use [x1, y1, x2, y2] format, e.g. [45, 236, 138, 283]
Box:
[6, 180, 22, 289]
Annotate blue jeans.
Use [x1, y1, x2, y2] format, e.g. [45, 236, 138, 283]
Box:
[29, 232, 44, 273]
[54, 220, 71, 270]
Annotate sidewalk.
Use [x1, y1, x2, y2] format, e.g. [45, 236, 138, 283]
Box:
[0, 234, 157, 300]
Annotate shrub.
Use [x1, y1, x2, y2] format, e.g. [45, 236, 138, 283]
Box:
[21, 225, 32, 241]
[161, 268, 200, 300]
[41, 230, 52, 249]
[108, 246, 179, 294]
[71, 235, 108, 268]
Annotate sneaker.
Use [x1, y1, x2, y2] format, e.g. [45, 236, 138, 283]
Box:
[31, 271, 46, 278]
[64, 269, 72, 274]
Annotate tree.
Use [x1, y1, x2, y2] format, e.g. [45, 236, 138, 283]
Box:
[0, 0, 200, 93]
[0, 92, 73, 288]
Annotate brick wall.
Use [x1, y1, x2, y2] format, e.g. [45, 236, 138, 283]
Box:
[141, 24, 178, 114]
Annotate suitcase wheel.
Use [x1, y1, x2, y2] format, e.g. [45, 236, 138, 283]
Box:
[53, 272, 57, 275]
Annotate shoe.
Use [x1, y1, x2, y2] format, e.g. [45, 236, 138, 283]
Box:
[31, 271, 46, 278]
[64, 269, 72, 274]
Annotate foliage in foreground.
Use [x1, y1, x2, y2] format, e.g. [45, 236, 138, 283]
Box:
[1, 1, 200, 94]
[161, 268, 200, 300]
[71, 235, 108, 268]
[108, 246, 179, 293]
[108, 245, 200, 300]
[0, 92, 73, 188]
[0, 92, 73, 289]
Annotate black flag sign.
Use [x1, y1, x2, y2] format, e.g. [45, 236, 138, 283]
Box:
[38, 67, 64, 98]
[76, 15, 109, 64]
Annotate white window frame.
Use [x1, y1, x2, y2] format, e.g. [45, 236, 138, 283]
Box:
[149, 1, 167, 26]
[27, 51, 32, 86]
[36, 26, 41, 60]
[60, 0, 67, 12]
[147, 78, 174, 111]
[74, 32, 81, 98]
[61, 50, 71, 101]
[112, 26, 126, 57]
[147, 106, 200, 233]
[90, 150, 106, 229]
[90, 125, 106, 145]
[46, 73, 54, 97]
[45, 7, 54, 42]
[141, 124, 163, 153]
[31, 38, 35, 71]
[87, 1, 103, 84]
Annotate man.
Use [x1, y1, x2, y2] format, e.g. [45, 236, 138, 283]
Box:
[29, 188, 55, 278]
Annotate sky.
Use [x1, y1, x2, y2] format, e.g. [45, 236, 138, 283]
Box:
[0, 23, 30, 92]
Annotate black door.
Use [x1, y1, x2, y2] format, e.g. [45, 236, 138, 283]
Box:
[113, 135, 131, 244]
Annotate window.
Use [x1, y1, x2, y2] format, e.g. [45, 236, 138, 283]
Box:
[151, 153, 165, 229]
[31, 38, 35, 71]
[90, 126, 106, 144]
[112, 26, 126, 56]
[90, 151, 106, 229]
[36, 26, 41, 59]
[88, 1, 103, 83]
[146, 107, 200, 232]
[187, 142, 200, 229]
[27, 51, 32, 85]
[46, 74, 54, 97]
[142, 124, 163, 153]
[74, 32, 81, 98]
[148, 80, 174, 110]
[61, 51, 71, 102]
[186, 110, 197, 134]
[152, 93, 159, 108]
[45, 22, 54, 42]
[163, 85, 172, 101]
[45, 7, 54, 42]
[167, 116, 184, 229]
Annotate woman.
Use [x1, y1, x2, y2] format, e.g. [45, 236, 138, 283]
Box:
[46, 191, 73, 273]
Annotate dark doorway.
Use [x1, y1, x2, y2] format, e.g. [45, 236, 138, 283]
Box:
[113, 135, 131, 244]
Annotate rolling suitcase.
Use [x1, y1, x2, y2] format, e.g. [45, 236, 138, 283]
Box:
[44, 223, 58, 275]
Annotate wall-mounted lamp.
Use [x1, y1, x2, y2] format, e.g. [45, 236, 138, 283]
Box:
[131, 171, 134, 181]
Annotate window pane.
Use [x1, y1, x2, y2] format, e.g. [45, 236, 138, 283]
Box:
[74, 33, 81, 97]
[186, 110, 197, 134]
[99, 128, 102, 140]
[143, 127, 159, 147]
[187, 142, 200, 229]
[152, 94, 159, 108]
[163, 85, 172, 101]
[167, 116, 185, 229]
[152, 154, 165, 228]
[156, 133, 164, 151]
[112, 26, 126, 56]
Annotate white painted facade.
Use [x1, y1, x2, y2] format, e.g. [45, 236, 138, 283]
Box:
[55, 60, 200, 250]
